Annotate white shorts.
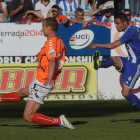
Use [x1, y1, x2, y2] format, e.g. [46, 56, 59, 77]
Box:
[28, 79, 55, 104]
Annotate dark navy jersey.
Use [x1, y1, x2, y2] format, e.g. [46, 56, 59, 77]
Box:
[118, 25, 140, 64]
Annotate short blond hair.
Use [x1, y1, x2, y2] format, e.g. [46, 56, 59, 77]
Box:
[43, 17, 58, 32]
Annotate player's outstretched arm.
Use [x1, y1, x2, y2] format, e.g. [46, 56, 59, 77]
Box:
[88, 40, 122, 50]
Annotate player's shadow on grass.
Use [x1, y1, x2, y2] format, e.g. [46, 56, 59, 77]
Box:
[0, 100, 139, 118]
[72, 121, 88, 125]
[0, 124, 61, 129]
[110, 119, 140, 123]
[0, 121, 88, 128]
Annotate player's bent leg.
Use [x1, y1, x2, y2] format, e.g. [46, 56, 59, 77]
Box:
[0, 86, 29, 103]
[111, 56, 122, 70]
[24, 79, 74, 129]
[121, 84, 132, 97]
[23, 100, 41, 122]
[0, 92, 21, 102]
[92, 51, 120, 70]
[23, 100, 74, 129]
[122, 84, 140, 111]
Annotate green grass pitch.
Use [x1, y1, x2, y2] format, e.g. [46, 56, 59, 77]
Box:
[0, 100, 140, 140]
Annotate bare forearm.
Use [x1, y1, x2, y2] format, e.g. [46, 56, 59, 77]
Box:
[32, 11, 44, 19]
[2, 12, 8, 18]
[89, 41, 122, 50]
[70, 18, 83, 23]
[96, 43, 117, 49]
[87, 18, 98, 23]
[48, 59, 55, 80]
[2, 8, 8, 18]
[47, 11, 51, 18]
[10, 8, 20, 16]
[93, 0, 96, 8]
[88, 9, 100, 17]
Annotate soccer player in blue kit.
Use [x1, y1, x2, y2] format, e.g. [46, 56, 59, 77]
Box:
[89, 13, 140, 111]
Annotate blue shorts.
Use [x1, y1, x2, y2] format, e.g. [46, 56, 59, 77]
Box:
[118, 57, 140, 89]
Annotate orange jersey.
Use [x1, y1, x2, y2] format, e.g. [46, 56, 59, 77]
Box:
[36, 36, 66, 83]
[57, 15, 67, 22]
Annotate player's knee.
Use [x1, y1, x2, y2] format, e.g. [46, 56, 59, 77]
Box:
[110, 57, 115, 61]
[121, 89, 129, 97]
[110, 57, 118, 63]
[17, 89, 22, 98]
[23, 114, 33, 122]
[18, 89, 28, 98]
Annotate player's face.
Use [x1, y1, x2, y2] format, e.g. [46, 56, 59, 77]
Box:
[115, 18, 126, 32]
[42, 21, 50, 37]
[76, 12, 84, 20]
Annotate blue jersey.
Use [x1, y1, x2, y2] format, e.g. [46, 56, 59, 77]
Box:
[58, 0, 81, 19]
[118, 25, 140, 64]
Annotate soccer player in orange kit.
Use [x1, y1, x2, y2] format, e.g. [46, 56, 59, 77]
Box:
[0, 17, 74, 129]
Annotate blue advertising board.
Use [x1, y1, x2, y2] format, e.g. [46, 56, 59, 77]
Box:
[57, 23, 111, 56]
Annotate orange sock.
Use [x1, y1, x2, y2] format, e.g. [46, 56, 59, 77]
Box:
[32, 113, 61, 126]
[0, 92, 21, 102]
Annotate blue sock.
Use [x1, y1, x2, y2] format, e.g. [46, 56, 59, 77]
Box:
[100, 58, 114, 68]
[125, 93, 140, 111]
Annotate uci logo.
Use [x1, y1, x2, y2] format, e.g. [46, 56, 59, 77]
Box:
[69, 30, 94, 49]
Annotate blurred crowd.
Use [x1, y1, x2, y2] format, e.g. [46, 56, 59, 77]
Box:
[0, 0, 139, 27]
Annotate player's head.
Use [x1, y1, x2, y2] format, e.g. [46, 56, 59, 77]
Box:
[42, 17, 58, 37]
[114, 13, 129, 32]
[52, 5, 60, 18]
[123, 9, 131, 21]
[76, 8, 84, 20]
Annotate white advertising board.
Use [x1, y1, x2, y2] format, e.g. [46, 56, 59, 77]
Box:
[98, 67, 140, 100]
[0, 23, 46, 56]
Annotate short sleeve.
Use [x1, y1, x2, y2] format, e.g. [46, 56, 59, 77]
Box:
[35, 1, 41, 11]
[45, 38, 57, 59]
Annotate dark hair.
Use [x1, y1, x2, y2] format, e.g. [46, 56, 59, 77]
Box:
[76, 8, 84, 14]
[52, 4, 60, 11]
[114, 13, 129, 23]
[123, 9, 131, 15]
[104, 8, 113, 13]
[43, 17, 58, 32]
